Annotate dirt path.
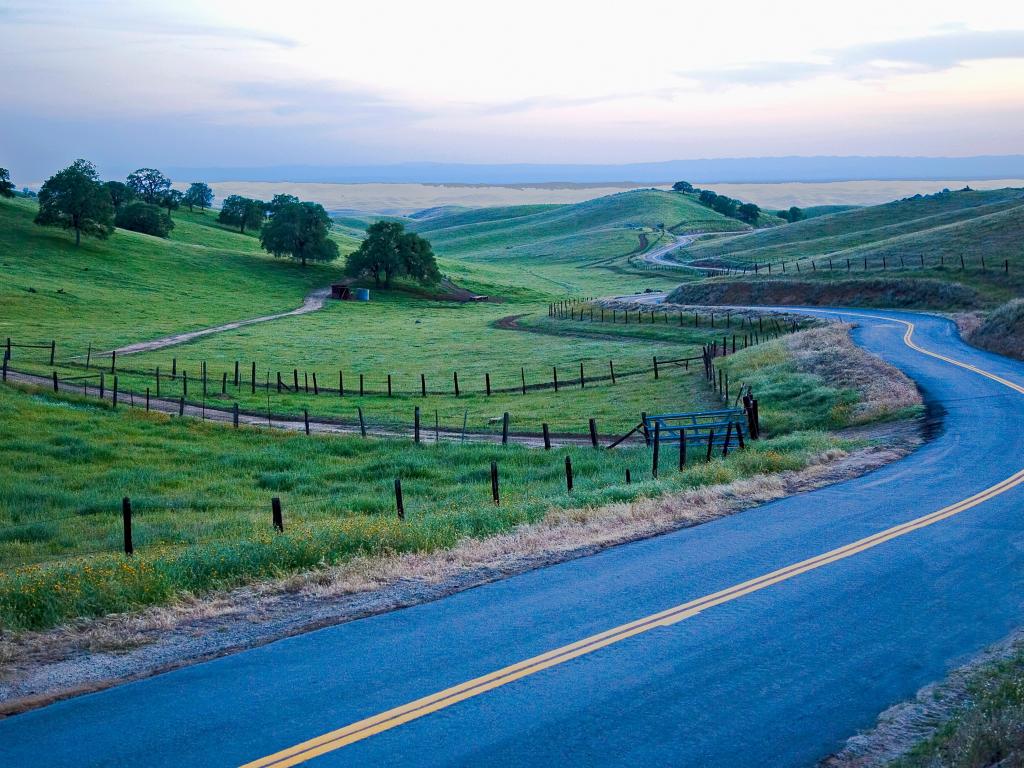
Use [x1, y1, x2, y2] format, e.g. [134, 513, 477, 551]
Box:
[108, 286, 333, 357]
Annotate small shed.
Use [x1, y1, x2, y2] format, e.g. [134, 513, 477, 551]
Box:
[331, 279, 356, 300]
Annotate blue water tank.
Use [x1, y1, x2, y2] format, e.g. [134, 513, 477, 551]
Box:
[355, 288, 370, 301]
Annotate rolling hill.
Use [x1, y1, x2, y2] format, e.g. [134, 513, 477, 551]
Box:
[666, 187, 1024, 308]
[408, 189, 754, 267]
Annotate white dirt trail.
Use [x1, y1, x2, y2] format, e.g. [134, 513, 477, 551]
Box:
[107, 286, 333, 357]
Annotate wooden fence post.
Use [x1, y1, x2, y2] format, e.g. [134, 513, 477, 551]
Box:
[387, 374, 392, 397]
[183, 371, 188, 397]
[521, 367, 527, 395]
[111, 350, 116, 374]
[641, 411, 650, 446]
[678, 427, 686, 469]
[414, 406, 421, 444]
[542, 423, 551, 450]
[394, 478, 405, 520]
[234, 361, 240, 387]
[491, 461, 500, 505]
[722, 422, 733, 457]
[49, 340, 55, 366]
[112, 375, 118, 408]
[339, 371, 344, 397]
[652, 422, 661, 478]
[589, 418, 598, 448]
[233, 402, 239, 428]
[705, 430, 715, 462]
[358, 406, 367, 437]
[303, 409, 310, 435]
[579, 362, 585, 389]
[502, 412, 510, 445]
[485, 373, 491, 396]
[251, 362, 256, 394]
[313, 373, 319, 396]
[122, 497, 133, 555]
[609, 360, 616, 384]
[421, 373, 427, 397]
[146, 388, 150, 411]
[179, 396, 184, 416]
[453, 371, 460, 397]
[625, 468, 631, 484]
[52, 371, 59, 392]
[272, 497, 283, 532]
[222, 371, 227, 394]
[653, 356, 659, 379]
[564, 455, 574, 492]
[293, 369, 299, 391]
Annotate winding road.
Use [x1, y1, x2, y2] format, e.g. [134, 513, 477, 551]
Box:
[3, 309, 1024, 767]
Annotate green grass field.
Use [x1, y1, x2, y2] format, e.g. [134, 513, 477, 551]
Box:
[0, 188, 893, 631]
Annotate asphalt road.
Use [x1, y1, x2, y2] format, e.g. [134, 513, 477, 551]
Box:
[3, 309, 1024, 767]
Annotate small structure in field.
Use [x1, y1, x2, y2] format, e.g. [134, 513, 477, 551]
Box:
[331, 279, 356, 300]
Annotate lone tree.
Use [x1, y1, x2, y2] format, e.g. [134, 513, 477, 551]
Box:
[346, 221, 439, 288]
[126, 168, 172, 204]
[218, 194, 266, 233]
[671, 181, 694, 193]
[116, 202, 175, 238]
[268, 193, 300, 215]
[737, 202, 761, 224]
[34, 159, 115, 246]
[0, 168, 15, 198]
[183, 182, 214, 212]
[159, 189, 183, 215]
[259, 201, 339, 266]
[104, 180, 134, 208]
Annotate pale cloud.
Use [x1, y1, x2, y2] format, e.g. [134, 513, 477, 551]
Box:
[681, 29, 1024, 88]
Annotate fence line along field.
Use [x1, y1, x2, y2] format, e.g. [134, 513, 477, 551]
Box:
[0, 183, 920, 632]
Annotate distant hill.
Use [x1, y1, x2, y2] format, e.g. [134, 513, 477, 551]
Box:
[409, 189, 750, 265]
[668, 187, 1024, 308]
[165, 155, 1024, 185]
[682, 188, 1024, 265]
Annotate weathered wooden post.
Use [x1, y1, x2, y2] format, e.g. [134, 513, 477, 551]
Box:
[542, 423, 551, 450]
[491, 461, 500, 505]
[272, 497, 283, 532]
[394, 478, 405, 520]
[502, 412, 510, 445]
[589, 418, 598, 448]
[564, 455, 574, 492]
[652, 422, 661, 478]
[122, 497, 133, 555]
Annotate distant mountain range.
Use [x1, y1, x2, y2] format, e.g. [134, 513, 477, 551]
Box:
[165, 155, 1024, 185]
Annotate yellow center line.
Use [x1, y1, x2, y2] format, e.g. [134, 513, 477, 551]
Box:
[242, 316, 1024, 768]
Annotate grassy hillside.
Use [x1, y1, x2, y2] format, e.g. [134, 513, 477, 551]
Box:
[683, 188, 1024, 264]
[411, 189, 748, 262]
[0, 198, 355, 351]
[665, 188, 1024, 308]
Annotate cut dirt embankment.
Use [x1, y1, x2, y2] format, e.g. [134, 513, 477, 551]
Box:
[0, 323, 924, 715]
[958, 298, 1024, 361]
[667, 278, 981, 310]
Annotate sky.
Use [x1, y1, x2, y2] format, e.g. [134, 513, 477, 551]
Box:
[2, 0, 1024, 182]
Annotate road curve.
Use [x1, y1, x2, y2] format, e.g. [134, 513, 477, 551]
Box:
[3, 309, 1024, 767]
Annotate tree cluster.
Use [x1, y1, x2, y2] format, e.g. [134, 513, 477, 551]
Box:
[26, 160, 215, 244]
[116, 202, 175, 238]
[218, 195, 268, 234]
[345, 221, 440, 287]
[776, 206, 805, 223]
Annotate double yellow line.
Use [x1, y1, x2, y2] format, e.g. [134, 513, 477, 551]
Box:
[244, 315, 1024, 768]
